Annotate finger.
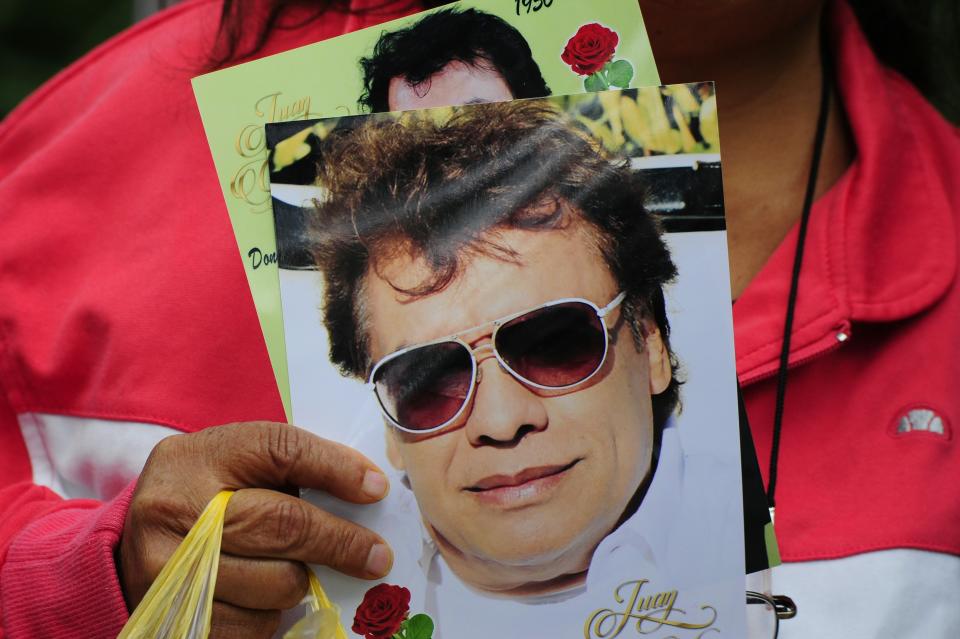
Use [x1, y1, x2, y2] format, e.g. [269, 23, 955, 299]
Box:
[215, 554, 310, 610]
[209, 601, 280, 639]
[140, 534, 311, 611]
[192, 422, 390, 504]
[223, 488, 393, 579]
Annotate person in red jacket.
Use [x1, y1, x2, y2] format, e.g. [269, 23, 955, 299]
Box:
[0, 1, 957, 638]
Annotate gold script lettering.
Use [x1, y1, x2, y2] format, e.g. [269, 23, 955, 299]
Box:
[584, 580, 718, 639]
[230, 92, 314, 210]
[229, 157, 272, 209]
[235, 123, 265, 159]
[254, 92, 313, 123]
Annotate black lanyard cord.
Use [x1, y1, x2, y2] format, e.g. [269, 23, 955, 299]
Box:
[766, 11, 834, 512]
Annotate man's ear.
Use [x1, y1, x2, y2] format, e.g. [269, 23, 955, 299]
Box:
[644, 324, 672, 395]
[385, 427, 405, 471]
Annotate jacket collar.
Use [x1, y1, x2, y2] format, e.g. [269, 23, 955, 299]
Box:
[734, 0, 957, 384]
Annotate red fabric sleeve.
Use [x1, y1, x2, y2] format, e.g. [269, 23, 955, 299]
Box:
[1, 372, 132, 639]
[0, 484, 134, 638]
[0, 375, 61, 560]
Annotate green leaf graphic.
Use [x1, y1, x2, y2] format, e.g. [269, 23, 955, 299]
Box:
[606, 59, 634, 88]
[584, 73, 608, 93]
[403, 613, 435, 639]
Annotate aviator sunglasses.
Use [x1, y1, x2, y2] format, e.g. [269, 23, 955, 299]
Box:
[368, 292, 626, 434]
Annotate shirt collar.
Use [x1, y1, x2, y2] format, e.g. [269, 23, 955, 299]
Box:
[586, 418, 683, 588]
[734, 0, 957, 383]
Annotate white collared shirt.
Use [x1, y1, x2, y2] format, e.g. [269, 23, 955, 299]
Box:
[388, 420, 746, 638]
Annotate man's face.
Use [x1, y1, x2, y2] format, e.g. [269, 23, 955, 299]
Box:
[363, 223, 672, 592]
[386, 59, 514, 112]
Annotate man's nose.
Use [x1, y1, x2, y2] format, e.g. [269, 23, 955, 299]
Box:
[464, 357, 548, 446]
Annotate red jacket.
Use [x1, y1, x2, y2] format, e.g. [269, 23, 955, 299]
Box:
[736, 3, 959, 562]
[734, 3, 960, 634]
[0, 0, 957, 636]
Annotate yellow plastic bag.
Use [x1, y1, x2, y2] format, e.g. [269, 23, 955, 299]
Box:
[118, 491, 347, 639]
[284, 574, 348, 639]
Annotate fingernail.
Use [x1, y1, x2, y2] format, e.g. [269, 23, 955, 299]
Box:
[366, 543, 393, 577]
[362, 470, 389, 499]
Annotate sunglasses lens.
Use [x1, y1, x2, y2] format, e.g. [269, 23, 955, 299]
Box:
[373, 342, 474, 431]
[496, 302, 607, 388]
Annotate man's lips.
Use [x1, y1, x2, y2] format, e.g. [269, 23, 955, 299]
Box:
[466, 460, 581, 491]
[463, 459, 582, 507]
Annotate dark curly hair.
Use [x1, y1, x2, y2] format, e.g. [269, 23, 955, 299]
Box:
[357, 7, 550, 112]
[309, 99, 681, 428]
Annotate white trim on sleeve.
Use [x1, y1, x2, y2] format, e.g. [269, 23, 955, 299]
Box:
[17, 413, 180, 500]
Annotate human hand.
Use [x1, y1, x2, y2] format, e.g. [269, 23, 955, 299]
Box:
[119, 421, 392, 639]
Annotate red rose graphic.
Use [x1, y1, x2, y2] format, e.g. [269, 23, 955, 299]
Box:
[562, 23, 620, 76]
[352, 584, 411, 639]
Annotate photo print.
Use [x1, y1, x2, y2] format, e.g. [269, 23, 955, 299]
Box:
[268, 88, 747, 638]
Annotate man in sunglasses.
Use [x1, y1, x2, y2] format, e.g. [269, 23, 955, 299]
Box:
[307, 99, 739, 622]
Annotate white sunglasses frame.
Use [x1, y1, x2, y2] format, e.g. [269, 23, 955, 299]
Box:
[367, 291, 627, 434]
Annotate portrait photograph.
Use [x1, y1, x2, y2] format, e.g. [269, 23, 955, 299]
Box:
[268, 87, 747, 638]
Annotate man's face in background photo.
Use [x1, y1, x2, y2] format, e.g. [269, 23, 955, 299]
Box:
[365, 219, 672, 594]
[359, 7, 551, 113]
[387, 59, 513, 111]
